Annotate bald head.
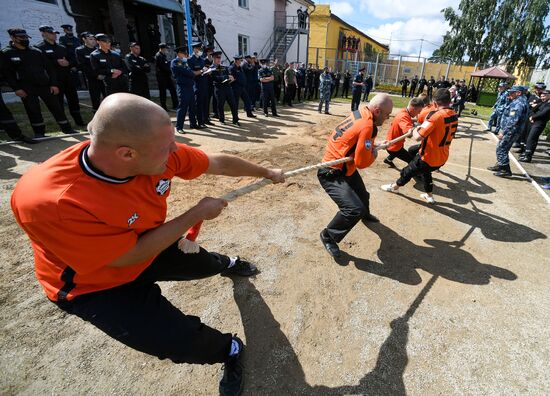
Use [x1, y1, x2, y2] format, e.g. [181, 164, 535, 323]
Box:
[368, 93, 393, 126]
[88, 93, 171, 148]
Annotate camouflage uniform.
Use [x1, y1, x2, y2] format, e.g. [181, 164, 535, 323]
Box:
[495, 93, 528, 171]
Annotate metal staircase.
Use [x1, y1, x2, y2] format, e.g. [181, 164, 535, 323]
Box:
[259, 13, 307, 63]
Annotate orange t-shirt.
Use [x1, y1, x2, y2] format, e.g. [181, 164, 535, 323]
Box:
[386, 107, 414, 151]
[322, 107, 377, 176]
[418, 107, 458, 167]
[11, 141, 210, 301]
[417, 103, 437, 124]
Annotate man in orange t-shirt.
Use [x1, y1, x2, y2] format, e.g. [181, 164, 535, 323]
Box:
[381, 88, 458, 204]
[318, 93, 393, 258]
[11, 93, 284, 393]
[384, 97, 424, 167]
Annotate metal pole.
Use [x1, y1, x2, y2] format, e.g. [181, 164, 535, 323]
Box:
[297, 32, 300, 63]
[373, 52, 379, 89]
[316, 47, 319, 67]
[183, 0, 192, 50]
[420, 57, 426, 79]
[445, 60, 451, 80]
[396, 55, 402, 86]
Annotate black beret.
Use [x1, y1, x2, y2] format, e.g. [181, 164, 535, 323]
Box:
[7, 28, 30, 37]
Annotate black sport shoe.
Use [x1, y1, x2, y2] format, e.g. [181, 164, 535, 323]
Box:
[320, 229, 341, 258]
[219, 336, 245, 396]
[221, 257, 258, 277]
[383, 158, 395, 167]
[494, 168, 512, 177]
[487, 164, 500, 171]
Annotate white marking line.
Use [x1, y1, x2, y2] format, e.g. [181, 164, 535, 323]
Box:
[479, 119, 550, 205]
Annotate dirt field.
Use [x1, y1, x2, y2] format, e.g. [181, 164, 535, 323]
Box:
[1, 101, 549, 395]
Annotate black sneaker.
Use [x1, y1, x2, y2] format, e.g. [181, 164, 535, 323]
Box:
[219, 336, 245, 396]
[494, 168, 512, 177]
[487, 164, 500, 171]
[320, 230, 341, 258]
[221, 257, 258, 277]
[383, 158, 395, 167]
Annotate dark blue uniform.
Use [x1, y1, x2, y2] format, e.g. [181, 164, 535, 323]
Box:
[59, 33, 81, 88]
[211, 63, 238, 124]
[351, 72, 364, 111]
[35, 40, 83, 125]
[242, 60, 259, 109]
[171, 57, 197, 131]
[154, 50, 178, 110]
[187, 54, 208, 126]
[125, 53, 151, 99]
[0, 43, 73, 136]
[229, 62, 254, 117]
[258, 66, 278, 116]
[89, 48, 129, 95]
[76, 45, 106, 110]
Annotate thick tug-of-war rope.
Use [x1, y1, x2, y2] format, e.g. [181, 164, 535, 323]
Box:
[178, 131, 412, 253]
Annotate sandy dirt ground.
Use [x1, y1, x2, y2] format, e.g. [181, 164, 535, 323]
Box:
[1, 101, 549, 395]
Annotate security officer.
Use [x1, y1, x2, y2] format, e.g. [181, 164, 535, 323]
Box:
[59, 24, 81, 88]
[1, 28, 76, 137]
[229, 55, 255, 118]
[125, 42, 151, 99]
[362, 73, 373, 102]
[333, 70, 341, 98]
[76, 32, 105, 112]
[417, 75, 427, 96]
[519, 87, 550, 163]
[210, 51, 239, 125]
[342, 69, 351, 98]
[272, 59, 283, 103]
[351, 67, 365, 111]
[204, 47, 216, 123]
[242, 55, 258, 111]
[485, 82, 509, 133]
[0, 82, 35, 143]
[154, 43, 178, 111]
[305, 63, 315, 100]
[258, 58, 278, 117]
[171, 46, 199, 134]
[399, 76, 410, 97]
[36, 25, 84, 126]
[427, 76, 435, 100]
[434, 76, 446, 89]
[514, 82, 546, 153]
[90, 33, 128, 95]
[187, 42, 209, 128]
[313, 66, 321, 100]
[409, 75, 418, 97]
[487, 86, 528, 177]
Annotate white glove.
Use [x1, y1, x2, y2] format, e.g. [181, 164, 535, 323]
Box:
[178, 238, 200, 254]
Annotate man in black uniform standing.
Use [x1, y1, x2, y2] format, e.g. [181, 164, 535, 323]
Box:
[351, 67, 365, 111]
[36, 25, 84, 126]
[229, 55, 255, 118]
[76, 32, 105, 112]
[427, 75, 435, 100]
[59, 24, 81, 89]
[154, 43, 178, 111]
[342, 69, 351, 98]
[1, 28, 76, 137]
[0, 68, 35, 143]
[258, 58, 278, 117]
[362, 73, 373, 102]
[90, 34, 128, 96]
[211, 51, 239, 126]
[125, 42, 151, 99]
[417, 75, 427, 96]
[409, 75, 418, 97]
[400, 76, 409, 97]
[519, 89, 550, 163]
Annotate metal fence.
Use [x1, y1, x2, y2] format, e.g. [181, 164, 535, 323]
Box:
[307, 48, 478, 88]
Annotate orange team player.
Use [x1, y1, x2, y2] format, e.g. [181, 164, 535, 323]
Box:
[383, 97, 425, 167]
[407, 93, 437, 159]
[11, 93, 285, 394]
[318, 93, 393, 258]
[381, 88, 458, 204]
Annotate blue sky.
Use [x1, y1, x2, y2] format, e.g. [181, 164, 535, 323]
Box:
[315, 0, 460, 58]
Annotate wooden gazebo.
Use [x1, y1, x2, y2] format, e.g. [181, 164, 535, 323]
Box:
[469, 66, 517, 106]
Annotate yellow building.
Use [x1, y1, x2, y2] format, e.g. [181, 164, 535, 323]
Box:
[308, 4, 389, 68]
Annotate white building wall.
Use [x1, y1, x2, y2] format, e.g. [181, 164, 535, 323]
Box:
[199, 0, 275, 58]
[285, 0, 309, 64]
[0, 0, 75, 48]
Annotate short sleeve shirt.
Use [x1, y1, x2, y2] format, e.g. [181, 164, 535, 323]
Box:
[417, 107, 458, 167]
[386, 108, 413, 151]
[11, 141, 209, 301]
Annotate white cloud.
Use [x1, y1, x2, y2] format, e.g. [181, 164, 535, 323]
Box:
[330, 1, 354, 17]
[359, 0, 459, 20]
[364, 17, 450, 57]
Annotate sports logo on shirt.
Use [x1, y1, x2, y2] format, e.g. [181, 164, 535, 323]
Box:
[364, 140, 372, 149]
[127, 212, 139, 227]
[155, 179, 171, 195]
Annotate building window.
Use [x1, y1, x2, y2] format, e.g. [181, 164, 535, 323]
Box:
[238, 0, 249, 10]
[238, 34, 249, 56]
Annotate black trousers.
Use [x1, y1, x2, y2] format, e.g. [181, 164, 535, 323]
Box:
[351, 90, 361, 111]
[318, 168, 371, 243]
[401, 86, 407, 97]
[0, 93, 22, 138]
[57, 74, 81, 121]
[195, 83, 209, 125]
[409, 85, 417, 97]
[85, 75, 106, 111]
[524, 122, 547, 156]
[261, 85, 277, 115]
[56, 243, 233, 365]
[285, 84, 296, 106]
[362, 88, 371, 102]
[215, 86, 238, 123]
[232, 85, 253, 115]
[104, 75, 129, 96]
[396, 154, 440, 193]
[21, 86, 71, 135]
[274, 81, 281, 102]
[157, 74, 178, 110]
[129, 77, 151, 99]
[342, 83, 349, 98]
[386, 147, 413, 164]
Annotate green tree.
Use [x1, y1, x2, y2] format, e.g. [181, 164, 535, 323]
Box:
[438, 0, 550, 69]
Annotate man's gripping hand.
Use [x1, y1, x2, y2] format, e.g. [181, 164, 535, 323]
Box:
[265, 169, 285, 183]
[194, 197, 228, 220]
